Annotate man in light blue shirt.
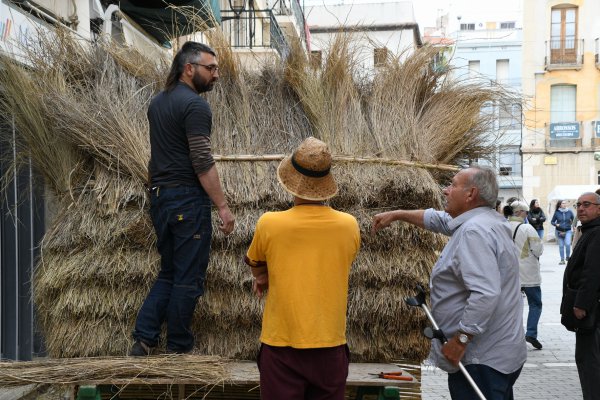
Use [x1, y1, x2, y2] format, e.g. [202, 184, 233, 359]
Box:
[372, 165, 526, 400]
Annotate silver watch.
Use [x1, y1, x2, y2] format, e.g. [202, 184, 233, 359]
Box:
[458, 333, 470, 344]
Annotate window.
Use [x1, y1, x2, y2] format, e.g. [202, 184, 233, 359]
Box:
[550, 84, 576, 123]
[499, 103, 521, 129]
[310, 51, 322, 68]
[460, 23, 475, 31]
[500, 22, 515, 29]
[496, 59, 509, 83]
[550, 6, 577, 64]
[468, 60, 480, 78]
[374, 48, 388, 66]
[498, 147, 521, 176]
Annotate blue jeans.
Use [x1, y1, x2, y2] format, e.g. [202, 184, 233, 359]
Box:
[522, 286, 542, 338]
[133, 186, 212, 352]
[556, 230, 572, 260]
[536, 229, 544, 240]
[448, 364, 522, 400]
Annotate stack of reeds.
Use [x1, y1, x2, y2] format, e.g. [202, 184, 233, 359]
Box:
[0, 27, 515, 363]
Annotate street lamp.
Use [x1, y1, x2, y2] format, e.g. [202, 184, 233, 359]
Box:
[222, 0, 246, 21]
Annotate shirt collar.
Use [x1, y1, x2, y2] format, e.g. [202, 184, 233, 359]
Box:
[448, 206, 492, 231]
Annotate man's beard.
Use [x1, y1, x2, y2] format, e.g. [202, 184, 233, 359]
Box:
[192, 74, 214, 93]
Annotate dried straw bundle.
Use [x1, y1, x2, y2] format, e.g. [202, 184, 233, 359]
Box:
[0, 25, 515, 364]
[0, 355, 227, 388]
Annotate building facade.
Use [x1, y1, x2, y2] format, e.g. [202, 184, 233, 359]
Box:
[452, 22, 523, 202]
[424, 6, 524, 202]
[305, 1, 421, 71]
[522, 0, 600, 212]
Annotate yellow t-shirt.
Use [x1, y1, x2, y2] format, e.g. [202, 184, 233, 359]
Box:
[246, 205, 360, 348]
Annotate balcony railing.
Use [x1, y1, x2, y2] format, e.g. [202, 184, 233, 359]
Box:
[272, 0, 305, 32]
[270, 0, 308, 52]
[545, 39, 584, 70]
[221, 9, 290, 59]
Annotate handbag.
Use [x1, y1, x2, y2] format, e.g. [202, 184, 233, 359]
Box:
[561, 287, 599, 333]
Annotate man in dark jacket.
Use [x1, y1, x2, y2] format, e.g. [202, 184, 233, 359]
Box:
[562, 192, 600, 400]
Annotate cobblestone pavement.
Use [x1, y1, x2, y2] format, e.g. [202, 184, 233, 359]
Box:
[422, 241, 583, 399]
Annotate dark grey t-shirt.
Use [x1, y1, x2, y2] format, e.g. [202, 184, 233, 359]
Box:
[148, 82, 212, 188]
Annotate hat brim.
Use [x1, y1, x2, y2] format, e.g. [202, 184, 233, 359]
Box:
[277, 155, 338, 201]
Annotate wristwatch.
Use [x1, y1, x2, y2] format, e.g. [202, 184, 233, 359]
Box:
[458, 333, 470, 345]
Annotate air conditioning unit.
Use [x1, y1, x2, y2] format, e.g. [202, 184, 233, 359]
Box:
[499, 167, 512, 176]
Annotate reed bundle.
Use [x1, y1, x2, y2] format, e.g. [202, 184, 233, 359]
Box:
[0, 355, 227, 387]
[0, 23, 516, 364]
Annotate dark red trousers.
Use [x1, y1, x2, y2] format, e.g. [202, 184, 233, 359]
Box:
[257, 343, 350, 400]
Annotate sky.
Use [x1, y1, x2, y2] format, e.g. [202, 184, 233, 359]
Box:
[413, 0, 522, 28]
[303, 0, 523, 29]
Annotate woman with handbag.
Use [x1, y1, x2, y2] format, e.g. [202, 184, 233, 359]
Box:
[551, 199, 574, 265]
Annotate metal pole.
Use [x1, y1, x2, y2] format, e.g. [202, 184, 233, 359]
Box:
[420, 303, 487, 400]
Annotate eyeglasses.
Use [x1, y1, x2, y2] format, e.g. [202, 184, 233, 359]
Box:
[189, 62, 219, 74]
[574, 201, 600, 208]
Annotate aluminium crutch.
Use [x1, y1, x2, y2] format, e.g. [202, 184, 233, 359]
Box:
[405, 285, 487, 400]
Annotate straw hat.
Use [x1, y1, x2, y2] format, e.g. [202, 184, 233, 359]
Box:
[511, 200, 529, 213]
[277, 137, 338, 201]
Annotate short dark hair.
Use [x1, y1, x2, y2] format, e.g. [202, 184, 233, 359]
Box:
[165, 41, 216, 91]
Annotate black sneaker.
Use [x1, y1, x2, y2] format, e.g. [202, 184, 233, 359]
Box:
[129, 340, 152, 356]
[559, 260, 565, 265]
[526, 336, 543, 350]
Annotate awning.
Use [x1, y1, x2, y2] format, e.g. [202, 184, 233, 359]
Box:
[119, 0, 221, 47]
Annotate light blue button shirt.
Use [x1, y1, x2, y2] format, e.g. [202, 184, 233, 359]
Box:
[424, 206, 527, 374]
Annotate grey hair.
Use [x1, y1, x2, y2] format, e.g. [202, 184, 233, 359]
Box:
[579, 192, 600, 203]
[465, 164, 498, 208]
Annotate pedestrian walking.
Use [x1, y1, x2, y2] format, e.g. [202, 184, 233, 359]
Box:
[245, 137, 360, 400]
[510, 201, 544, 350]
[130, 42, 235, 356]
[551, 200, 574, 265]
[372, 165, 526, 400]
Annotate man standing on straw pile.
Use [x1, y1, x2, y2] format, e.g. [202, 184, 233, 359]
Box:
[245, 137, 360, 400]
[372, 165, 526, 400]
[130, 42, 235, 356]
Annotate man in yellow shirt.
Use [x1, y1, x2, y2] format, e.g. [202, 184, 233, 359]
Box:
[245, 137, 360, 400]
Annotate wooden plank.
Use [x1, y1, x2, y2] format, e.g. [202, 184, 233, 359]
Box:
[90, 362, 422, 399]
[85, 362, 420, 386]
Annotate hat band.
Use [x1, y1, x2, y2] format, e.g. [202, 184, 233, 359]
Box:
[291, 155, 330, 178]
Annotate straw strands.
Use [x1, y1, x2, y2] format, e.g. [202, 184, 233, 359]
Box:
[0, 355, 228, 388]
[0, 24, 515, 364]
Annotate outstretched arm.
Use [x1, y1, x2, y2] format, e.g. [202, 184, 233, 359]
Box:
[371, 209, 426, 233]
